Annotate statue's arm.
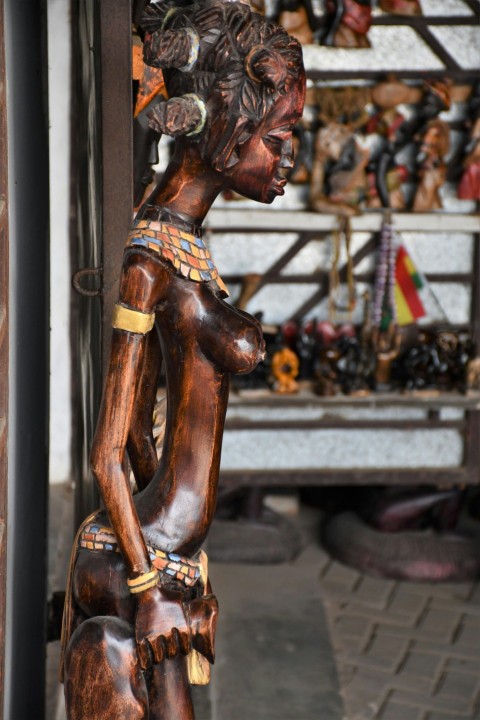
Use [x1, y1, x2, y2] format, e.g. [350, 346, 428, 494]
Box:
[90, 250, 189, 667]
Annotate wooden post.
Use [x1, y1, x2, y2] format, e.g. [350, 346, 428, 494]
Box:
[0, 2, 9, 714]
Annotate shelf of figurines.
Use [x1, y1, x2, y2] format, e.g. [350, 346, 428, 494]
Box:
[228, 385, 480, 410]
[226, 320, 480, 413]
[208, 209, 480, 235]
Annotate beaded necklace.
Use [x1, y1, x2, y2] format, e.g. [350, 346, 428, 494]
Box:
[127, 205, 228, 297]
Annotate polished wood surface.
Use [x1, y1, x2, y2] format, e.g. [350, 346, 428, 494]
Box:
[63, 3, 305, 717]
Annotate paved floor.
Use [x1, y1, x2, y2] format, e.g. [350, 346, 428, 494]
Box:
[47, 485, 480, 720]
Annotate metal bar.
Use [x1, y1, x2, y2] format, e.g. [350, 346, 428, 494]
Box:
[371, 15, 479, 26]
[223, 271, 474, 285]
[412, 23, 461, 71]
[464, 232, 480, 485]
[0, 2, 8, 712]
[306, 70, 475, 82]
[289, 233, 378, 321]
[208, 210, 480, 234]
[235, 232, 314, 305]
[225, 418, 466, 430]
[220, 468, 470, 487]
[228, 391, 480, 409]
[461, 0, 480, 20]
[99, 0, 133, 377]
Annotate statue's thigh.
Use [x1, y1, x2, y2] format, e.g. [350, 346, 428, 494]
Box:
[64, 616, 148, 720]
[73, 547, 135, 621]
[148, 657, 194, 720]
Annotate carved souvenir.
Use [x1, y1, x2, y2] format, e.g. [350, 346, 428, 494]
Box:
[271, 346, 300, 392]
[61, 4, 305, 718]
[412, 119, 450, 212]
[458, 84, 480, 201]
[310, 123, 369, 213]
[393, 329, 474, 393]
[379, 0, 422, 15]
[279, 4, 314, 45]
[323, 0, 373, 48]
[372, 323, 402, 388]
[369, 80, 451, 208]
[467, 357, 480, 391]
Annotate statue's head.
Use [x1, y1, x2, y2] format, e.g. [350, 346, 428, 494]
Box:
[141, 0, 305, 202]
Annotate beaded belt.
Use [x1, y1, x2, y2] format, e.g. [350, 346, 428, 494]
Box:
[79, 521, 202, 588]
[127, 218, 229, 298]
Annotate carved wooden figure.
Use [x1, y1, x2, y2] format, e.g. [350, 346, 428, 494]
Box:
[323, 0, 373, 48]
[61, 3, 305, 719]
[412, 119, 450, 212]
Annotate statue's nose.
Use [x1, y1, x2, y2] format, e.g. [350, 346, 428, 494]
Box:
[279, 138, 294, 169]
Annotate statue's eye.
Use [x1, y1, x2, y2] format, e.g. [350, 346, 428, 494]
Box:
[264, 126, 291, 148]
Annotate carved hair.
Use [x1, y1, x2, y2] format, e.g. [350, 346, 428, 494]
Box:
[141, 0, 304, 170]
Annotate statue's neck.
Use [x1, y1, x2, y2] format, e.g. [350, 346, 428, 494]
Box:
[149, 146, 223, 227]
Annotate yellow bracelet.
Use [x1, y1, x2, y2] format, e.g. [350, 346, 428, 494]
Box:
[127, 568, 159, 594]
[112, 304, 155, 335]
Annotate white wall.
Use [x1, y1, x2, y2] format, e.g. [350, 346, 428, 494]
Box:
[48, 0, 72, 484]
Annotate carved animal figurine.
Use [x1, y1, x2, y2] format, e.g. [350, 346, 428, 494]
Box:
[412, 119, 450, 212]
[61, 4, 305, 719]
[323, 0, 373, 48]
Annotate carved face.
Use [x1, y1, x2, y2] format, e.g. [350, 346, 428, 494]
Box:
[224, 77, 306, 204]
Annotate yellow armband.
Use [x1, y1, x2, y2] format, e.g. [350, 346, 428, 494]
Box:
[112, 304, 155, 335]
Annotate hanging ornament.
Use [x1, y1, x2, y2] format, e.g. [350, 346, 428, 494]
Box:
[328, 215, 357, 323]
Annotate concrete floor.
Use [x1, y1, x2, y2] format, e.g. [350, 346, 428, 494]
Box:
[47, 485, 480, 720]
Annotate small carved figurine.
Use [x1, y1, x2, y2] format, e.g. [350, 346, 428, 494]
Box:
[369, 79, 451, 208]
[61, 4, 305, 718]
[310, 122, 369, 214]
[372, 322, 402, 388]
[412, 119, 450, 212]
[271, 346, 300, 392]
[467, 357, 480, 391]
[458, 84, 480, 201]
[323, 0, 373, 48]
[379, 0, 422, 15]
[278, 2, 314, 45]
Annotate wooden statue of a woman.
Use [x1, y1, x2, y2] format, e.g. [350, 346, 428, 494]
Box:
[61, 2, 305, 718]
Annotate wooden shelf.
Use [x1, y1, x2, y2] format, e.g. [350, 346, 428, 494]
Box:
[228, 389, 480, 410]
[208, 210, 480, 234]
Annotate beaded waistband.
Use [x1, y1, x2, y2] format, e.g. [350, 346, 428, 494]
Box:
[79, 522, 202, 588]
[127, 217, 228, 298]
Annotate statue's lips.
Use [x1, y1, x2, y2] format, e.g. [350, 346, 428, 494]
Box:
[271, 173, 287, 195]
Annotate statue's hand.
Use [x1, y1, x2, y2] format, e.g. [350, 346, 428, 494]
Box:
[134, 585, 191, 669]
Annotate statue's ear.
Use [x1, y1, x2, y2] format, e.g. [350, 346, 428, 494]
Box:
[245, 46, 287, 92]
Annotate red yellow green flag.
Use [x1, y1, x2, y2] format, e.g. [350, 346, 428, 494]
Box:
[394, 244, 427, 326]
